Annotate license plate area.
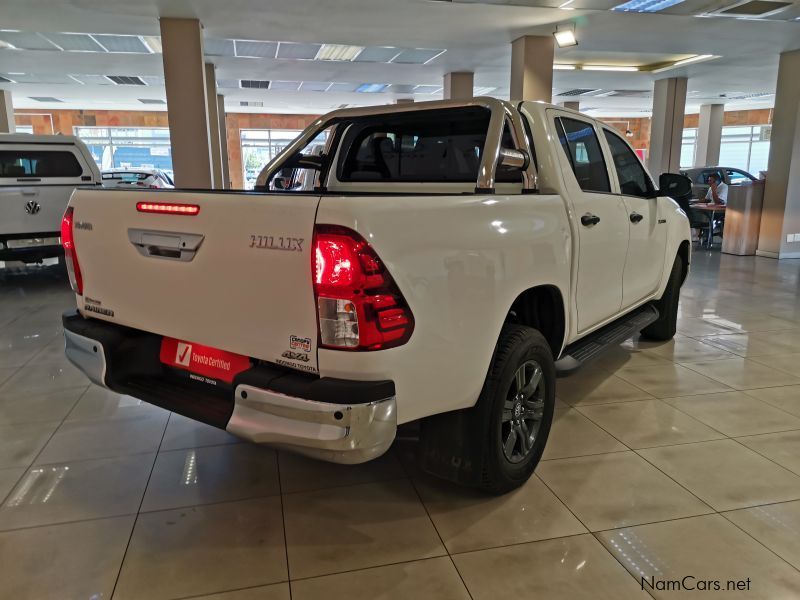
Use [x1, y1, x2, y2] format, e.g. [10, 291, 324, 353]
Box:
[159, 337, 251, 385]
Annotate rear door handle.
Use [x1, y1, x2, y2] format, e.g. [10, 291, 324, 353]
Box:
[630, 212, 644, 224]
[128, 228, 204, 262]
[581, 213, 600, 227]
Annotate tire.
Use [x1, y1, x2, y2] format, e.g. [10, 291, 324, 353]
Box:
[641, 255, 683, 341]
[474, 325, 556, 494]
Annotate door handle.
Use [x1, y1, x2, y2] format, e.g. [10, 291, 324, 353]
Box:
[630, 212, 644, 224]
[128, 228, 204, 262]
[581, 213, 600, 227]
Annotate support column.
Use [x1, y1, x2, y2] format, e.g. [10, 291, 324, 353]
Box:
[694, 103, 724, 167]
[560, 101, 580, 111]
[757, 49, 800, 259]
[510, 36, 554, 103]
[205, 63, 223, 189]
[159, 18, 213, 188]
[648, 77, 687, 175]
[217, 94, 230, 189]
[0, 90, 14, 133]
[443, 72, 474, 100]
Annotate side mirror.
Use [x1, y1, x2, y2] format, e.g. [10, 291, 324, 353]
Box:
[658, 172, 692, 199]
[283, 152, 324, 171]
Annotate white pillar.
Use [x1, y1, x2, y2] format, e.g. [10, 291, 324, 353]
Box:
[443, 72, 474, 100]
[560, 101, 580, 111]
[694, 103, 724, 167]
[510, 36, 554, 103]
[757, 49, 800, 259]
[648, 77, 687, 175]
[205, 63, 223, 189]
[159, 18, 213, 188]
[217, 94, 230, 189]
[0, 90, 14, 133]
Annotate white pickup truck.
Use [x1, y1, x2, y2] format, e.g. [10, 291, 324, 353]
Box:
[62, 99, 691, 493]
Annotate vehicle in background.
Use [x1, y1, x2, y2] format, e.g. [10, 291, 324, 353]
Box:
[101, 168, 175, 189]
[681, 166, 758, 200]
[0, 134, 100, 264]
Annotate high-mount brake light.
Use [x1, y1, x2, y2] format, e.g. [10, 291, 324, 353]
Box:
[313, 225, 414, 351]
[60, 207, 83, 295]
[136, 202, 200, 215]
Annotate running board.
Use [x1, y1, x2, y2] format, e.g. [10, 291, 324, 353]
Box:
[555, 304, 660, 377]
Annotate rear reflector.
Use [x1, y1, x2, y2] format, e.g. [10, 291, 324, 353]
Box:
[136, 202, 200, 215]
[61, 206, 83, 295]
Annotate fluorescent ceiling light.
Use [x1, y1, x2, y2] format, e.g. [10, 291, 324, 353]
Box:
[356, 83, 388, 93]
[473, 86, 497, 95]
[554, 64, 577, 70]
[316, 44, 364, 61]
[553, 29, 578, 48]
[673, 54, 714, 67]
[142, 36, 162, 53]
[612, 0, 686, 12]
[582, 65, 639, 71]
[559, 0, 576, 8]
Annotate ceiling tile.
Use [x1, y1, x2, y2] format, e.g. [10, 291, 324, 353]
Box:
[353, 46, 402, 62]
[92, 34, 149, 53]
[276, 42, 322, 59]
[42, 33, 105, 52]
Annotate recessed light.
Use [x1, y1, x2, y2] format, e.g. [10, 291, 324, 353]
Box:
[316, 44, 364, 61]
[553, 29, 578, 48]
[581, 65, 639, 72]
[554, 64, 577, 70]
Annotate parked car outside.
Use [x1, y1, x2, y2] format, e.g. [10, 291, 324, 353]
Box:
[101, 168, 175, 189]
[681, 166, 758, 200]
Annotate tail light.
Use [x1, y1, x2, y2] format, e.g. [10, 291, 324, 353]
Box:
[136, 202, 200, 215]
[61, 207, 83, 295]
[313, 225, 414, 351]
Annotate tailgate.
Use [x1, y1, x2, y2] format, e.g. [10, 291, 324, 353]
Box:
[69, 188, 321, 374]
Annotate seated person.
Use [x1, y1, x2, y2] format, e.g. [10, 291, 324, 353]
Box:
[705, 173, 728, 205]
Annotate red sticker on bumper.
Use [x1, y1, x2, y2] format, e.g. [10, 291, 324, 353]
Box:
[159, 338, 251, 384]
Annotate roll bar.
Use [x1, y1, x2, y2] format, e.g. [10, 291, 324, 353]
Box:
[254, 97, 538, 193]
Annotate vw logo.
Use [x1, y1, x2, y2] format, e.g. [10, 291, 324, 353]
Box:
[24, 200, 41, 215]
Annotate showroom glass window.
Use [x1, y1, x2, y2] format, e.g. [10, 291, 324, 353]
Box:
[73, 126, 173, 175]
[680, 128, 697, 168]
[240, 129, 304, 189]
[719, 125, 771, 175]
[556, 117, 611, 193]
[603, 129, 654, 197]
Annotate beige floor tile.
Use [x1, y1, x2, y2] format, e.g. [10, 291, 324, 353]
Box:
[597, 514, 800, 599]
[66, 385, 168, 421]
[578, 400, 724, 449]
[189, 583, 290, 600]
[114, 497, 287, 600]
[639, 439, 800, 511]
[751, 329, 800, 352]
[750, 352, 800, 376]
[454, 533, 650, 600]
[0, 347, 40, 369]
[0, 366, 18, 386]
[615, 364, 731, 399]
[537, 451, 712, 531]
[556, 368, 654, 406]
[278, 449, 405, 494]
[724, 500, 800, 571]
[677, 316, 747, 337]
[593, 345, 673, 371]
[292, 557, 470, 600]
[0, 360, 89, 396]
[283, 479, 445, 579]
[0, 515, 134, 600]
[190, 583, 290, 600]
[0, 386, 85, 425]
[700, 333, 798, 358]
[0, 453, 153, 530]
[37, 410, 169, 463]
[415, 473, 585, 553]
[0, 421, 59, 468]
[160, 413, 242, 451]
[642, 336, 736, 362]
[543, 408, 627, 459]
[142, 443, 279, 512]
[0, 467, 23, 503]
[736, 430, 800, 476]
[665, 391, 800, 437]
[682, 358, 800, 390]
[744, 386, 800, 418]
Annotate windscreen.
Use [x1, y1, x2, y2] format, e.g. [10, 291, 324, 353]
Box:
[337, 107, 492, 183]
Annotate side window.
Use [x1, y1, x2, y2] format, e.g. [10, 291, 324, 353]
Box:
[727, 169, 753, 185]
[0, 150, 83, 178]
[556, 117, 610, 193]
[603, 129, 654, 198]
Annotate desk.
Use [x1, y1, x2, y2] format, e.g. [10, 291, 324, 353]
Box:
[692, 203, 727, 248]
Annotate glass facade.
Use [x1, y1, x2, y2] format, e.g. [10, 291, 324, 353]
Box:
[72, 126, 173, 177]
[680, 128, 697, 169]
[719, 125, 771, 175]
[239, 129, 303, 189]
[15, 125, 34, 134]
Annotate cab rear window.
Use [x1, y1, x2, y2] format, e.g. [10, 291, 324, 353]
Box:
[0, 150, 83, 178]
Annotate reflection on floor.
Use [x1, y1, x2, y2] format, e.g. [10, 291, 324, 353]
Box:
[1, 251, 800, 599]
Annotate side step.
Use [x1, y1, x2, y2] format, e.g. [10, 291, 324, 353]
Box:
[555, 304, 660, 377]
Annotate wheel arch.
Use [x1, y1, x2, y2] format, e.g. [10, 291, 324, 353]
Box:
[504, 284, 566, 358]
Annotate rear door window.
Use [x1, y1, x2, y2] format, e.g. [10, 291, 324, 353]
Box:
[556, 117, 611, 193]
[0, 150, 83, 178]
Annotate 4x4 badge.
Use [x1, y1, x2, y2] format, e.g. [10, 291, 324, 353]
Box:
[24, 200, 41, 215]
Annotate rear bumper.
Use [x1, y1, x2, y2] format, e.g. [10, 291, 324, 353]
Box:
[62, 310, 396, 464]
[0, 232, 62, 263]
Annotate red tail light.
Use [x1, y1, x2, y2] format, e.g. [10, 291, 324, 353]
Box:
[61, 207, 83, 295]
[136, 202, 199, 215]
[313, 225, 414, 351]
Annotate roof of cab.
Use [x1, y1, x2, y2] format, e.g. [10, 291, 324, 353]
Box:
[0, 133, 83, 145]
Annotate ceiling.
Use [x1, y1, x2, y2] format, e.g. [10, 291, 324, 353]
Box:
[0, 0, 798, 117]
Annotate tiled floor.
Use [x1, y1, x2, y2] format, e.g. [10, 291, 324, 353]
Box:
[1, 252, 800, 599]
